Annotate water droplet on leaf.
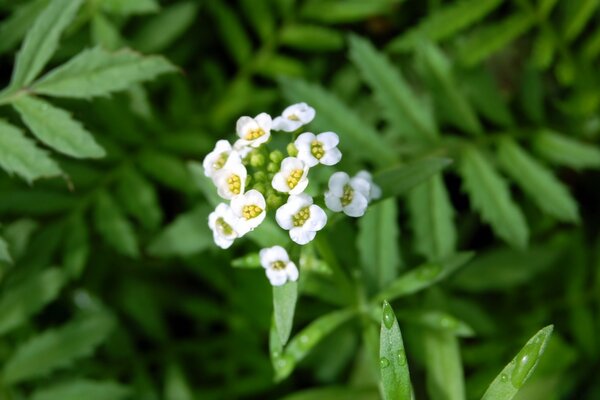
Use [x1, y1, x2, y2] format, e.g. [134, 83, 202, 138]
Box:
[382, 302, 395, 329]
[500, 373, 508, 382]
[511, 340, 542, 388]
[397, 349, 406, 365]
[380, 357, 390, 369]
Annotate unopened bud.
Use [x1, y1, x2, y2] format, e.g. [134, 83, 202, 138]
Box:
[286, 143, 298, 157]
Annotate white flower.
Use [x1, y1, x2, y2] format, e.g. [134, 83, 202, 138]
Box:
[324, 172, 371, 217]
[271, 157, 310, 195]
[202, 140, 234, 179]
[276, 193, 327, 245]
[259, 245, 299, 286]
[208, 203, 240, 249]
[295, 131, 342, 167]
[213, 154, 247, 200]
[230, 189, 266, 235]
[272, 102, 316, 132]
[355, 170, 382, 200]
[233, 139, 253, 159]
[236, 113, 272, 148]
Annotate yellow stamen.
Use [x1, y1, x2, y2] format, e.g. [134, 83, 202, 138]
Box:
[271, 260, 286, 270]
[292, 207, 311, 227]
[310, 140, 324, 160]
[341, 185, 354, 207]
[216, 217, 234, 236]
[286, 169, 304, 189]
[242, 204, 263, 220]
[212, 152, 228, 171]
[287, 114, 300, 121]
[227, 174, 242, 195]
[245, 128, 265, 140]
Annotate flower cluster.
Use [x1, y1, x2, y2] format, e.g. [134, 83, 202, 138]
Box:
[203, 103, 380, 285]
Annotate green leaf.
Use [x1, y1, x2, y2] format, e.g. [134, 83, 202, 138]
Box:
[116, 168, 163, 230]
[0, 268, 64, 335]
[280, 78, 396, 166]
[273, 281, 298, 346]
[349, 34, 438, 142]
[461, 68, 514, 128]
[400, 310, 474, 337]
[94, 191, 139, 258]
[533, 130, 600, 170]
[387, 0, 503, 52]
[280, 386, 379, 400]
[10, 0, 84, 87]
[457, 13, 536, 66]
[62, 214, 90, 279]
[274, 309, 355, 381]
[147, 205, 212, 257]
[460, 145, 528, 248]
[280, 24, 344, 52]
[239, 0, 275, 41]
[423, 329, 465, 400]
[418, 41, 481, 135]
[91, 14, 123, 50]
[301, 0, 400, 23]
[408, 173, 456, 261]
[132, 2, 198, 53]
[357, 198, 400, 290]
[497, 137, 579, 222]
[0, 119, 61, 182]
[0, 236, 11, 264]
[232, 253, 261, 268]
[562, 0, 600, 42]
[138, 150, 196, 194]
[13, 96, 105, 159]
[2, 312, 115, 384]
[375, 252, 474, 302]
[0, 189, 76, 216]
[101, 0, 159, 15]
[32, 47, 176, 99]
[163, 363, 194, 400]
[205, 0, 252, 65]
[482, 326, 554, 400]
[380, 301, 412, 400]
[0, 0, 48, 54]
[374, 157, 453, 199]
[31, 379, 130, 400]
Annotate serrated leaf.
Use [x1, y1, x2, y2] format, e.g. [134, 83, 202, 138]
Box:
[280, 78, 396, 166]
[387, 0, 503, 52]
[91, 14, 123, 50]
[31, 379, 130, 400]
[460, 145, 528, 248]
[94, 191, 139, 258]
[423, 329, 465, 400]
[32, 47, 176, 99]
[0, 268, 65, 335]
[0, 0, 48, 54]
[418, 41, 481, 135]
[482, 326, 554, 400]
[497, 137, 579, 222]
[460, 68, 514, 127]
[408, 173, 456, 260]
[357, 199, 400, 291]
[13, 96, 105, 159]
[375, 252, 474, 302]
[101, 0, 159, 15]
[147, 205, 211, 257]
[2, 312, 115, 384]
[457, 13, 536, 66]
[349, 34, 438, 142]
[301, 0, 401, 24]
[133, 2, 198, 53]
[116, 168, 163, 230]
[0, 119, 61, 182]
[10, 0, 84, 87]
[533, 130, 600, 169]
[274, 309, 355, 381]
[273, 281, 298, 346]
[380, 301, 411, 400]
[62, 214, 89, 279]
[374, 157, 453, 199]
[280, 24, 344, 51]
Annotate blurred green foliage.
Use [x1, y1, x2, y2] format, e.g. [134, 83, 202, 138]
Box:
[0, 0, 599, 399]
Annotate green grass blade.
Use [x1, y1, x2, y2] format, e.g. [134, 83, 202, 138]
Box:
[380, 301, 411, 400]
[273, 281, 298, 346]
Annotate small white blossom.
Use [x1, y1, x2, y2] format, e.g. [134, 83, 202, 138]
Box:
[202, 140, 234, 179]
[259, 245, 299, 286]
[295, 131, 342, 167]
[355, 170, 382, 200]
[271, 157, 309, 195]
[230, 189, 266, 235]
[208, 203, 240, 249]
[272, 102, 316, 132]
[213, 154, 247, 200]
[324, 172, 371, 217]
[236, 113, 272, 148]
[276, 193, 327, 245]
[233, 139, 253, 158]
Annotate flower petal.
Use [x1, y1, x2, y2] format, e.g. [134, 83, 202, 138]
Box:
[272, 172, 289, 193]
[288, 175, 309, 195]
[272, 116, 301, 132]
[266, 268, 288, 286]
[324, 191, 343, 212]
[304, 205, 327, 231]
[276, 203, 295, 230]
[236, 116, 257, 138]
[254, 112, 272, 131]
[350, 176, 371, 198]
[328, 172, 350, 197]
[285, 262, 299, 281]
[290, 227, 316, 245]
[294, 132, 316, 148]
[320, 147, 342, 166]
[344, 192, 369, 217]
[260, 245, 289, 267]
[317, 131, 339, 149]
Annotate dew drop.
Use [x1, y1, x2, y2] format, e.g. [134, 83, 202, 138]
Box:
[500, 373, 508, 383]
[510, 340, 542, 388]
[380, 357, 390, 369]
[382, 302, 395, 329]
[397, 349, 407, 366]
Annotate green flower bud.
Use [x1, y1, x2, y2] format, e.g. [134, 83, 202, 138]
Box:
[253, 182, 267, 194]
[267, 161, 279, 173]
[249, 152, 266, 167]
[287, 143, 298, 157]
[269, 150, 284, 164]
[267, 193, 285, 209]
[253, 171, 267, 182]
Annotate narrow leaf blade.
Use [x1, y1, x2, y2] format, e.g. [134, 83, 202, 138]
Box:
[380, 301, 411, 400]
[375, 157, 453, 199]
[273, 281, 298, 346]
[31, 379, 130, 400]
